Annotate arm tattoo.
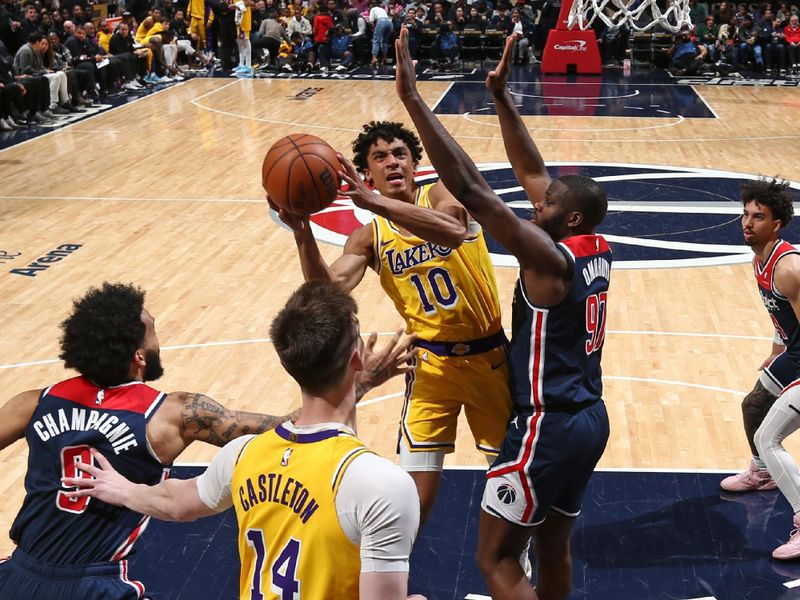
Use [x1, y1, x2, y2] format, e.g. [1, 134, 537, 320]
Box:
[181, 393, 291, 447]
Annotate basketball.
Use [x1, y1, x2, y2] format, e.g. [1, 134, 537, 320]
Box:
[262, 134, 341, 215]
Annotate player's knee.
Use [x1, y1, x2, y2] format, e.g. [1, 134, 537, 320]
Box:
[742, 385, 776, 424]
[474, 544, 499, 578]
[754, 421, 780, 457]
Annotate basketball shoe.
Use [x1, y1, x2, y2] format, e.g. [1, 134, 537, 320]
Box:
[720, 459, 777, 492]
[773, 513, 800, 560]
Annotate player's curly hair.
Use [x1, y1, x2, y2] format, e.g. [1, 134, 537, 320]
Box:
[351, 121, 423, 173]
[271, 281, 359, 395]
[59, 282, 147, 388]
[741, 177, 794, 228]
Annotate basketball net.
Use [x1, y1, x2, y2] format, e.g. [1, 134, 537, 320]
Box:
[568, 0, 692, 33]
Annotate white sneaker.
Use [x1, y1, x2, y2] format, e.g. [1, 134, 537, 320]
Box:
[335, 64, 347, 71]
[0, 118, 14, 131]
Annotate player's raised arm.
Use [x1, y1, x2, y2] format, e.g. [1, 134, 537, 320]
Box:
[485, 35, 552, 205]
[0, 389, 39, 450]
[393, 27, 565, 275]
[337, 153, 469, 248]
[269, 196, 373, 292]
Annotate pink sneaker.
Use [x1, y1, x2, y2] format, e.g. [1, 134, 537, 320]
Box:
[773, 515, 800, 560]
[720, 460, 778, 492]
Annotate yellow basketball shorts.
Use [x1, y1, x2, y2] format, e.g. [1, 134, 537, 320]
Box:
[399, 345, 512, 456]
[189, 17, 206, 46]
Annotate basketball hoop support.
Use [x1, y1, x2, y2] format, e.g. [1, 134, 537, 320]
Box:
[541, 0, 602, 75]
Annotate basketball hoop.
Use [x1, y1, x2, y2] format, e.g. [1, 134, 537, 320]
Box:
[568, 0, 692, 33]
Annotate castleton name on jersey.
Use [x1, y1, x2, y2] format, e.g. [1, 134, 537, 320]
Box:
[385, 242, 454, 276]
[238, 472, 320, 524]
[32, 407, 139, 454]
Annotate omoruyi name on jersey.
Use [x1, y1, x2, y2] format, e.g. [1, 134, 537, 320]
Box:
[239, 472, 320, 523]
[32, 408, 139, 454]
[582, 257, 611, 286]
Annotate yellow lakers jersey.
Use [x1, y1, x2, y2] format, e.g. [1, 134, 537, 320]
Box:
[231, 425, 370, 600]
[373, 183, 502, 342]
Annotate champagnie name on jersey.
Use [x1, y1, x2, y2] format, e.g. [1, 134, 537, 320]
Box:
[32, 408, 139, 454]
[239, 472, 320, 524]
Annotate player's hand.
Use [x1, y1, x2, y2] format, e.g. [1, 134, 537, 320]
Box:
[395, 26, 418, 101]
[267, 195, 310, 234]
[336, 153, 377, 210]
[60, 447, 135, 507]
[355, 328, 417, 401]
[485, 34, 516, 95]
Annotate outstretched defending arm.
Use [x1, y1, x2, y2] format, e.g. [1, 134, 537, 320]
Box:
[0, 390, 39, 451]
[392, 27, 564, 275]
[484, 35, 552, 205]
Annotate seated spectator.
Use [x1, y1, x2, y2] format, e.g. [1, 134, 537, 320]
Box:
[71, 4, 88, 26]
[425, 2, 447, 27]
[0, 43, 52, 126]
[282, 30, 313, 71]
[327, 0, 347, 26]
[452, 6, 468, 32]
[347, 8, 369, 65]
[737, 13, 763, 68]
[109, 22, 151, 87]
[286, 8, 312, 39]
[45, 31, 93, 105]
[13, 33, 75, 115]
[785, 14, 800, 73]
[490, 4, 511, 32]
[734, 3, 749, 26]
[19, 5, 40, 41]
[508, 9, 535, 64]
[66, 25, 117, 95]
[134, 14, 167, 81]
[758, 8, 785, 73]
[465, 6, 488, 32]
[777, 3, 794, 25]
[403, 10, 421, 58]
[668, 27, 708, 74]
[431, 22, 458, 67]
[696, 15, 720, 60]
[322, 23, 353, 70]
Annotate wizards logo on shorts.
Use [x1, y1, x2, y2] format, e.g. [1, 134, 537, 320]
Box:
[284, 163, 800, 270]
[496, 484, 518, 506]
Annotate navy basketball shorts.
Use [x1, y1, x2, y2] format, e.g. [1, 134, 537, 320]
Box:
[760, 351, 798, 397]
[0, 548, 145, 600]
[482, 400, 610, 526]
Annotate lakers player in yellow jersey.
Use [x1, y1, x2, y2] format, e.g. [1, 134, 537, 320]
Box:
[272, 121, 512, 524]
[64, 282, 425, 600]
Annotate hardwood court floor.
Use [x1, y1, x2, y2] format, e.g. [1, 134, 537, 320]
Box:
[1, 75, 799, 556]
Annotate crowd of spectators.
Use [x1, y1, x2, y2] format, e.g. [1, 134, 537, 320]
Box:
[598, 1, 800, 76]
[670, 1, 800, 75]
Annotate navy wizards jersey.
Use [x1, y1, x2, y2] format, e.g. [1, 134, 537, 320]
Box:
[509, 234, 612, 413]
[10, 377, 170, 565]
[754, 240, 800, 355]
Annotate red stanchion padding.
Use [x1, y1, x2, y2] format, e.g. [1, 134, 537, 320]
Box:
[541, 29, 602, 74]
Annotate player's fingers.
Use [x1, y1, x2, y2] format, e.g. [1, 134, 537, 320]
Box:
[64, 489, 93, 499]
[61, 476, 93, 488]
[74, 460, 101, 477]
[90, 447, 112, 469]
[365, 331, 378, 353]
